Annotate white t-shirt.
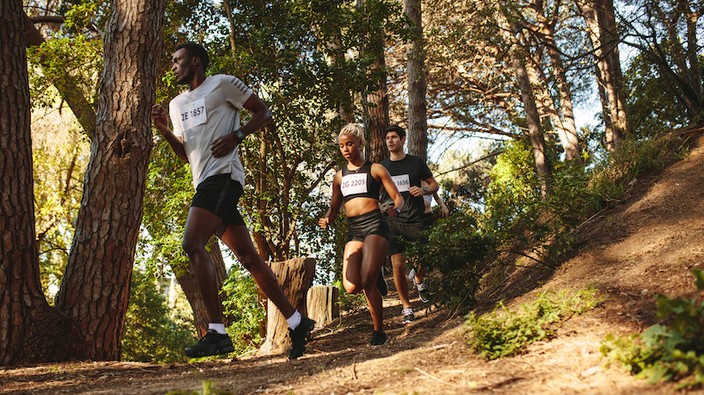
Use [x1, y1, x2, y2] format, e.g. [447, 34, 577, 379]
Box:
[169, 74, 253, 188]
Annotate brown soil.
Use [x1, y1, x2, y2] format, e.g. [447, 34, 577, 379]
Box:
[4, 135, 704, 394]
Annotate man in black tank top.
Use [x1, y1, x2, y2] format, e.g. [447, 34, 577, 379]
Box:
[379, 125, 440, 323]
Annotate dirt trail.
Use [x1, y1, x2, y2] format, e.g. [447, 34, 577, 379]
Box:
[3, 136, 704, 394]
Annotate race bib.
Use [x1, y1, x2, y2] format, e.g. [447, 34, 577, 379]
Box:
[341, 173, 368, 196]
[180, 98, 207, 130]
[391, 174, 410, 192]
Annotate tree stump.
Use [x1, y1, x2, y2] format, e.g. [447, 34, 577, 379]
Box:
[306, 285, 339, 329]
[258, 257, 316, 355]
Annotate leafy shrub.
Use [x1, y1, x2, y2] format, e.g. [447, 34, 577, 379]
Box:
[221, 268, 266, 356]
[466, 289, 601, 360]
[334, 278, 367, 313]
[122, 270, 196, 363]
[405, 210, 491, 310]
[601, 269, 704, 389]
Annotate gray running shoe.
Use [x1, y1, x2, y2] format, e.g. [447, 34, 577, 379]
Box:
[401, 307, 415, 324]
[416, 281, 431, 303]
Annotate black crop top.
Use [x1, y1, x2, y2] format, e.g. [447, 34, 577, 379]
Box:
[340, 161, 381, 203]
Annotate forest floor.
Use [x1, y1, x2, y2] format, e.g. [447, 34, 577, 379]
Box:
[4, 133, 704, 394]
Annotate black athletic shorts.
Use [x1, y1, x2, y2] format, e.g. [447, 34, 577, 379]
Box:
[422, 212, 433, 229]
[191, 173, 245, 226]
[347, 210, 389, 242]
[387, 217, 425, 255]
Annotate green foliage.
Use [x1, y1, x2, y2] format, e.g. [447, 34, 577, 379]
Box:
[27, 34, 102, 111]
[405, 210, 492, 310]
[334, 279, 367, 313]
[165, 381, 233, 395]
[221, 268, 266, 355]
[624, 52, 691, 136]
[601, 269, 704, 390]
[121, 270, 196, 363]
[466, 289, 601, 360]
[31, 107, 90, 300]
[481, 132, 686, 269]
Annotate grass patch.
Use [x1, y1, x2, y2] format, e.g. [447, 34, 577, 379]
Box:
[466, 288, 602, 360]
[601, 269, 704, 390]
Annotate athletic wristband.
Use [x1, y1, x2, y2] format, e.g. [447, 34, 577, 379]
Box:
[232, 128, 247, 141]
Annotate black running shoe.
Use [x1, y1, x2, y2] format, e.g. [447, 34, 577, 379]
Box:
[185, 330, 235, 358]
[377, 271, 388, 297]
[288, 317, 316, 359]
[370, 331, 388, 346]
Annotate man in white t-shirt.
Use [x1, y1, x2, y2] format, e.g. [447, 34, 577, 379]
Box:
[152, 42, 314, 359]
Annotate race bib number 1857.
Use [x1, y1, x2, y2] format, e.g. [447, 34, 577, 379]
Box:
[180, 98, 207, 130]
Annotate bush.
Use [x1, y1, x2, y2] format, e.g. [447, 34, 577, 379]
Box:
[122, 270, 196, 363]
[405, 210, 491, 310]
[221, 268, 266, 356]
[601, 269, 704, 389]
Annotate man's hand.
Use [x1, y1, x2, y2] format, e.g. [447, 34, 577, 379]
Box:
[210, 133, 240, 158]
[151, 104, 169, 133]
[409, 186, 424, 197]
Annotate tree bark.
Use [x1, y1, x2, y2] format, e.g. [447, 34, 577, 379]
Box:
[306, 285, 339, 329]
[0, 0, 68, 365]
[259, 258, 315, 355]
[53, 0, 167, 361]
[360, 0, 390, 163]
[404, 0, 428, 161]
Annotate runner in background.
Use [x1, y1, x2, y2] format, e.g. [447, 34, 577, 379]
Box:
[319, 123, 403, 345]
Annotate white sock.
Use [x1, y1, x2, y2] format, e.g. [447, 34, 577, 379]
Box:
[287, 310, 302, 330]
[208, 323, 226, 334]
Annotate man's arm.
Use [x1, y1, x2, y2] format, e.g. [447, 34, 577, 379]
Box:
[210, 93, 272, 158]
[409, 176, 439, 197]
[151, 104, 188, 162]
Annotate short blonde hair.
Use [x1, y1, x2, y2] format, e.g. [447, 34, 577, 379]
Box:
[337, 123, 366, 157]
[338, 123, 366, 146]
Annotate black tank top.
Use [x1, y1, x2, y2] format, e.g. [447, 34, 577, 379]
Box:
[340, 161, 381, 203]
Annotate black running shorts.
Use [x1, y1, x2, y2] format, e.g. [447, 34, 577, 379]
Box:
[347, 210, 389, 242]
[191, 173, 246, 226]
[387, 217, 425, 255]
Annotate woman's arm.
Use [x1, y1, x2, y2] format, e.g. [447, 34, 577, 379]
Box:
[319, 171, 343, 229]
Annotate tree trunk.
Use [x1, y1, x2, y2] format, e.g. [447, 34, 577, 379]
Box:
[578, 0, 628, 151]
[259, 258, 315, 355]
[53, 0, 167, 361]
[404, 0, 428, 161]
[306, 285, 339, 329]
[0, 0, 69, 365]
[538, 19, 580, 162]
[512, 50, 550, 197]
[497, 7, 550, 196]
[360, 0, 390, 163]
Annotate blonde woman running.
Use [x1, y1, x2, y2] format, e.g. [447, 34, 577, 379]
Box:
[319, 124, 403, 345]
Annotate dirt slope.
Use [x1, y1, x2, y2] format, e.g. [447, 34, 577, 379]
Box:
[3, 135, 704, 394]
